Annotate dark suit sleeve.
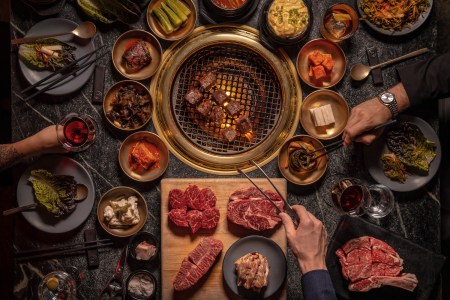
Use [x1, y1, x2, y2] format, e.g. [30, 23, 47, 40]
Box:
[302, 270, 337, 300]
[397, 52, 450, 107]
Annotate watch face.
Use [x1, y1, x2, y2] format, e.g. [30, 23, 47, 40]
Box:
[381, 92, 394, 104]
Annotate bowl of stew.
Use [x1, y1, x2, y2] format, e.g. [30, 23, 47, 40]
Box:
[203, 0, 252, 18]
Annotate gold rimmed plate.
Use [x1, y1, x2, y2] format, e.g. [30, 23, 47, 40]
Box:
[146, 0, 197, 41]
[300, 89, 349, 140]
[278, 135, 328, 186]
[119, 131, 169, 182]
[297, 38, 346, 89]
[112, 29, 162, 80]
[97, 186, 148, 238]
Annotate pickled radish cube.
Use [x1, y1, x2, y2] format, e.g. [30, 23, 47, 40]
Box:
[322, 58, 335, 72]
[312, 65, 327, 81]
[308, 50, 325, 66]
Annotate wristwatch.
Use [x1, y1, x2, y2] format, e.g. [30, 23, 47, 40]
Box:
[378, 91, 398, 118]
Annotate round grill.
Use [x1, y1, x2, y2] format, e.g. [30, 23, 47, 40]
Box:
[172, 44, 282, 154]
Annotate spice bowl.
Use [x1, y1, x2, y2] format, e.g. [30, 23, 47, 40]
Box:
[128, 231, 159, 264]
[126, 270, 157, 300]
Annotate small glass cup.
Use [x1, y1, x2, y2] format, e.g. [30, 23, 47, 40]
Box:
[56, 113, 97, 152]
[38, 271, 76, 300]
[320, 3, 359, 42]
[330, 177, 394, 218]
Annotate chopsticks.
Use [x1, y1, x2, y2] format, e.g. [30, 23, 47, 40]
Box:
[15, 239, 114, 262]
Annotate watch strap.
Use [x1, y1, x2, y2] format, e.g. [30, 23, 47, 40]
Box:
[378, 92, 398, 118]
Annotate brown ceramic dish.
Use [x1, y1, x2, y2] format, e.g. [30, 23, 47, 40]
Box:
[126, 270, 157, 299]
[119, 131, 169, 182]
[103, 80, 153, 131]
[278, 135, 328, 186]
[146, 0, 197, 41]
[112, 30, 162, 80]
[97, 187, 148, 238]
[300, 89, 349, 140]
[128, 231, 159, 263]
[297, 38, 346, 89]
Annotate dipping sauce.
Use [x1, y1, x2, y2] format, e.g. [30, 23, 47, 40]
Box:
[211, 0, 248, 9]
[267, 0, 309, 39]
[128, 273, 155, 299]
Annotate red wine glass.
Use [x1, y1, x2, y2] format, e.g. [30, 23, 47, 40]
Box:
[56, 113, 97, 152]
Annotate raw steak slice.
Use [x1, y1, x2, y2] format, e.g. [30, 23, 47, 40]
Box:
[227, 199, 284, 231]
[184, 185, 201, 210]
[186, 186, 217, 211]
[336, 236, 418, 293]
[230, 187, 282, 202]
[187, 210, 203, 234]
[173, 237, 223, 291]
[169, 189, 187, 210]
[169, 209, 189, 227]
[201, 207, 220, 229]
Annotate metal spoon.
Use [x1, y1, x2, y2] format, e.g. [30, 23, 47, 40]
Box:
[11, 21, 97, 45]
[350, 48, 429, 81]
[2, 184, 89, 216]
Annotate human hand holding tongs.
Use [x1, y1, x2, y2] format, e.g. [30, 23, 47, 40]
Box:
[98, 247, 127, 299]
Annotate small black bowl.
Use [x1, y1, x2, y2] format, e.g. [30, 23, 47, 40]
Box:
[203, 0, 253, 18]
[126, 270, 157, 300]
[128, 232, 159, 264]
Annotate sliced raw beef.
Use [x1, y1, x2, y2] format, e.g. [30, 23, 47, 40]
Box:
[201, 207, 220, 229]
[169, 189, 186, 210]
[173, 237, 223, 291]
[227, 187, 284, 231]
[187, 210, 203, 234]
[186, 186, 216, 211]
[184, 185, 200, 209]
[169, 209, 189, 227]
[336, 236, 418, 292]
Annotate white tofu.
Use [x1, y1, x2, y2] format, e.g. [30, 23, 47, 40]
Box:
[310, 104, 335, 127]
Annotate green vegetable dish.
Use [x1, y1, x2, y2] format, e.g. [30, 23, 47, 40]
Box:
[152, 0, 191, 34]
[77, 0, 145, 24]
[19, 39, 76, 71]
[381, 122, 436, 182]
[28, 169, 78, 217]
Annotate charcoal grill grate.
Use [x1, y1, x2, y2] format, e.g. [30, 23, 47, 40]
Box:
[171, 44, 283, 155]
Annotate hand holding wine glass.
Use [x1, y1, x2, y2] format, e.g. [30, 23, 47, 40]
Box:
[56, 113, 97, 152]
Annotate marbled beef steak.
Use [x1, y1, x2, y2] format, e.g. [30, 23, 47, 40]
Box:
[336, 236, 418, 292]
[173, 237, 223, 291]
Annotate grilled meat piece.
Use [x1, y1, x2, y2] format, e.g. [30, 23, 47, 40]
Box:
[235, 252, 269, 293]
[196, 99, 213, 118]
[225, 101, 242, 117]
[198, 72, 217, 91]
[184, 88, 203, 106]
[122, 39, 152, 73]
[210, 106, 225, 124]
[222, 127, 237, 143]
[236, 115, 252, 133]
[212, 89, 229, 105]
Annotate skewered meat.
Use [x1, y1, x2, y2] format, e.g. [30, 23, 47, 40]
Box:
[212, 89, 230, 105]
[225, 101, 242, 117]
[210, 106, 225, 124]
[236, 115, 252, 134]
[196, 99, 213, 118]
[198, 72, 217, 91]
[235, 252, 269, 293]
[122, 39, 152, 73]
[222, 127, 237, 143]
[184, 88, 203, 106]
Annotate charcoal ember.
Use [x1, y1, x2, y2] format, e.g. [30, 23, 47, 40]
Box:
[236, 115, 252, 133]
[198, 72, 217, 91]
[210, 106, 225, 124]
[196, 99, 213, 118]
[225, 101, 242, 117]
[222, 127, 237, 143]
[184, 88, 203, 106]
[212, 89, 229, 105]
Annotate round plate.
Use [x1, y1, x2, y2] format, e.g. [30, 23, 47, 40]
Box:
[119, 131, 169, 182]
[297, 38, 346, 89]
[18, 18, 95, 96]
[112, 30, 162, 80]
[16, 155, 95, 234]
[357, 0, 433, 36]
[300, 89, 349, 140]
[147, 0, 197, 41]
[363, 115, 441, 192]
[97, 186, 148, 238]
[278, 135, 328, 186]
[222, 235, 286, 299]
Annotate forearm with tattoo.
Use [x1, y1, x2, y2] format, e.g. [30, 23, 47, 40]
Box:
[0, 144, 24, 171]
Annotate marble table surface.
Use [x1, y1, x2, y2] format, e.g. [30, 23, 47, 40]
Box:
[10, 0, 444, 299]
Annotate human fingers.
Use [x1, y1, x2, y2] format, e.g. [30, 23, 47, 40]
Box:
[279, 212, 296, 235]
[354, 133, 378, 145]
[291, 205, 313, 227]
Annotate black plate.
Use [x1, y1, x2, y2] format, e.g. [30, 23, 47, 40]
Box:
[363, 115, 441, 192]
[326, 215, 446, 300]
[356, 0, 433, 36]
[222, 235, 286, 299]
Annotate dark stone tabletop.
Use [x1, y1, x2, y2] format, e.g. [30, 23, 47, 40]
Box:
[9, 0, 445, 299]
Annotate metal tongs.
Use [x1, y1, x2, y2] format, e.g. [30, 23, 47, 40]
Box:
[237, 160, 300, 228]
[98, 247, 127, 299]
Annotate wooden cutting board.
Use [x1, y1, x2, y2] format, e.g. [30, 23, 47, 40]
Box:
[161, 178, 287, 300]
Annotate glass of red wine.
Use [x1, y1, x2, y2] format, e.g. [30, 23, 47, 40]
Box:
[56, 113, 97, 152]
[331, 178, 394, 218]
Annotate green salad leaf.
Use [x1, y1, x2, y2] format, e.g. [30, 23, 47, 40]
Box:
[28, 169, 77, 217]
